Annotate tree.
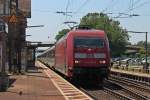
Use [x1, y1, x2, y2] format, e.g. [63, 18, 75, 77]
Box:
[55, 29, 70, 41]
[136, 41, 150, 57]
[80, 13, 129, 56]
[55, 13, 129, 57]
[136, 41, 150, 51]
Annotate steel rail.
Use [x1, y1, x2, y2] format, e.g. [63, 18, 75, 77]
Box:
[106, 80, 149, 100]
[110, 74, 150, 87]
[79, 87, 98, 100]
[103, 87, 133, 100]
[110, 72, 150, 86]
[110, 75, 150, 94]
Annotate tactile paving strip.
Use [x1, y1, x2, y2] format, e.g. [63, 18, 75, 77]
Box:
[37, 61, 93, 100]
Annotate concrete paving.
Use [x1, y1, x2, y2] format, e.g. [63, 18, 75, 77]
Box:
[0, 66, 65, 100]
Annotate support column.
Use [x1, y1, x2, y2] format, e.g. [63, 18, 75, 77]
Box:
[8, 23, 17, 73]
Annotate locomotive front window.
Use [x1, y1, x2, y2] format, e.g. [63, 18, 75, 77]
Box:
[74, 37, 104, 48]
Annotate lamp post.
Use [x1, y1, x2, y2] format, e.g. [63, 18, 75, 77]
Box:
[127, 31, 149, 71]
[145, 32, 148, 71]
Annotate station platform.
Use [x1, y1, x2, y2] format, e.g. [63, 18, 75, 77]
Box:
[111, 68, 150, 78]
[111, 68, 150, 84]
[0, 61, 92, 100]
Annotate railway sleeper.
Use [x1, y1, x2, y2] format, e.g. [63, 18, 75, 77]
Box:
[103, 87, 133, 100]
[107, 80, 149, 100]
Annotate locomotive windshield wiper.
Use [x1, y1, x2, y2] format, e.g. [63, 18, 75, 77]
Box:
[76, 45, 88, 48]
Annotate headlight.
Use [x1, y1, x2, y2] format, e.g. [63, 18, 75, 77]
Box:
[75, 60, 80, 64]
[94, 53, 106, 58]
[99, 60, 106, 64]
[75, 53, 86, 58]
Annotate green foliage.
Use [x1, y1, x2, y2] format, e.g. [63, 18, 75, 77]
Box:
[136, 41, 150, 57]
[55, 13, 129, 56]
[55, 29, 70, 41]
[80, 13, 129, 56]
[136, 41, 150, 50]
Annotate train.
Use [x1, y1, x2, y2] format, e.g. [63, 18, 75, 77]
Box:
[38, 28, 110, 84]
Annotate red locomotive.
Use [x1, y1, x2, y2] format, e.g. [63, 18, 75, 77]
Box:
[38, 29, 110, 84]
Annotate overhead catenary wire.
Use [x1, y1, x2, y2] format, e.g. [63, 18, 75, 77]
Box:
[64, 0, 73, 18]
[133, 0, 141, 6]
[115, 0, 150, 18]
[114, 0, 135, 18]
[74, 0, 90, 14]
[99, 0, 133, 19]
[131, 0, 150, 11]
[128, 0, 134, 14]
[60, 0, 91, 29]
[101, 0, 118, 13]
[66, 0, 71, 15]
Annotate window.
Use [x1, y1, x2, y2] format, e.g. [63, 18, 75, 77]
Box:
[74, 37, 105, 48]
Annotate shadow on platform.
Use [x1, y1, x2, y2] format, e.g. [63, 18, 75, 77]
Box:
[27, 66, 42, 73]
[26, 66, 49, 79]
[8, 78, 16, 88]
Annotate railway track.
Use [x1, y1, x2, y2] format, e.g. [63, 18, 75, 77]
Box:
[40, 61, 150, 100]
[103, 87, 133, 100]
[105, 79, 149, 100]
[79, 86, 121, 100]
[110, 74, 150, 87]
[78, 77, 150, 100]
[109, 75, 150, 93]
[78, 83, 136, 100]
[109, 75, 150, 99]
[77, 81, 136, 100]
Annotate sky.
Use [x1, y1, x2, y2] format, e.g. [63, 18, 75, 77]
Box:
[26, 0, 150, 44]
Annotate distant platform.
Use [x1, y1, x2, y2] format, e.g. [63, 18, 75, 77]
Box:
[111, 68, 150, 78]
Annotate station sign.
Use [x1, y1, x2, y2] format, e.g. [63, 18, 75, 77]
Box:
[9, 14, 17, 23]
[0, 0, 10, 16]
[18, 0, 31, 18]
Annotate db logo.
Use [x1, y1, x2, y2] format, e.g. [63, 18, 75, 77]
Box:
[88, 48, 92, 51]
